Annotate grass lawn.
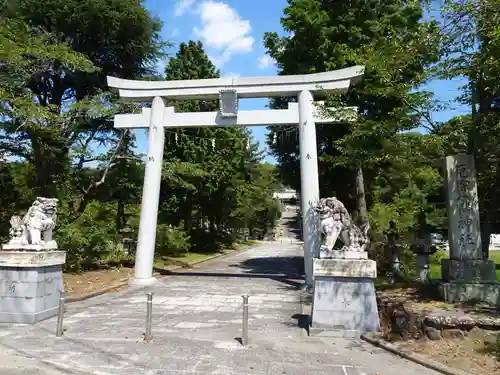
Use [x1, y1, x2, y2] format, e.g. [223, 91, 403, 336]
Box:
[63, 240, 260, 298]
[154, 251, 225, 269]
[429, 250, 500, 280]
[165, 252, 218, 263]
[154, 240, 259, 269]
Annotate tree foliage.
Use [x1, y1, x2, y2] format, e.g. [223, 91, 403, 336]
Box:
[439, 0, 500, 256]
[0, 15, 281, 271]
[2, 0, 500, 275]
[159, 41, 281, 253]
[264, 0, 441, 227]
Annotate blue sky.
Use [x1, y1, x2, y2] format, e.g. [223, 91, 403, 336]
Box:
[135, 0, 470, 163]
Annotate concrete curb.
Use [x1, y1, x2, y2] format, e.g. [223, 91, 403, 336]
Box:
[360, 333, 473, 375]
[65, 243, 261, 304]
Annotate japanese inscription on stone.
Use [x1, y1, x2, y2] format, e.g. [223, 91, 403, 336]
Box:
[445, 155, 482, 259]
[455, 162, 477, 252]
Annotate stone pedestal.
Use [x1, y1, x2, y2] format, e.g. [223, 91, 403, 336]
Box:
[441, 259, 496, 283]
[310, 256, 380, 337]
[0, 250, 66, 324]
[319, 249, 368, 259]
[438, 258, 499, 305]
[439, 154, 500, 305]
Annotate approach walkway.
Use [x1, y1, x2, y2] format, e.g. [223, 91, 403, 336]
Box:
[0, 243, 440, 375]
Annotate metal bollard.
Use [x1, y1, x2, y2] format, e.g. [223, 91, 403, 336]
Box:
[145, 292, 153, 342]
[241, 295, 249, 346]
[55, 290, 65, 337]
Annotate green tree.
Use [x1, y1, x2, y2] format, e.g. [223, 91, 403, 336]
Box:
[162, 40, 224, 238]
[264, 0, 441, 227]
[368, 132, 445, 233]
[440, 0, 500, 256]
[1, 0, 166, 200]
[161, 40, 280, 252]
[95, 130, 144, 231]
[0, 1, 167, 270]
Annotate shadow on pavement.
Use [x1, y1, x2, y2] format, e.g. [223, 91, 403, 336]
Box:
[153, 256, 305, 289]
[234, 256, 304, 277]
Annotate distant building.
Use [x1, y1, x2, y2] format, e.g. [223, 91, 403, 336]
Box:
[273, 188, 297, 201]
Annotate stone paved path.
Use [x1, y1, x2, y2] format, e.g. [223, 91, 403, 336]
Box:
[0, 243, 441, 375]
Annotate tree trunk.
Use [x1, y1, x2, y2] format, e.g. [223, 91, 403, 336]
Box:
[480, 155, 500, 260]
[353, 165, 369, 227]
[184, 191, 193, 232]
[32, 138, 53, 197]
[116, 200, 125, 231]
[480, 214, 490, 260]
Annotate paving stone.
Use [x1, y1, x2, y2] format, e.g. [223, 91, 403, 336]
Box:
[0, 243, 442, 375]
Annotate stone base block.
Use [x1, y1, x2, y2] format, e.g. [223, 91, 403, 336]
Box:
[319, 250, 368, 260]
[439, 281, 500, 306]
[311, 259, 380, 337]
[441, 259, 496, 283]
[0, 251, 66, 324]
[2, 241, 58, 251]
[313, 258, 377, 278]
[128, 277, 158, 287]
[311, 276, 380, 337]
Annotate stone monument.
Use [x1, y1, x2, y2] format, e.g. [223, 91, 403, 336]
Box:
[439, 154, 500, 305]
[310, 197, 380, 337]
[0, 197, 66, 323]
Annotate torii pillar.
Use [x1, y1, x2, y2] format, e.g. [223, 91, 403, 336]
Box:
[298, 90, 320, 286]
[107, 66, 364, 287]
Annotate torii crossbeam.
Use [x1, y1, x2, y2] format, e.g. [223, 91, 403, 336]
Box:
[107, 65, 364, 287]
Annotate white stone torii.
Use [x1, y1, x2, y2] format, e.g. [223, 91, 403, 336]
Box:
[107, 65, 364, 287]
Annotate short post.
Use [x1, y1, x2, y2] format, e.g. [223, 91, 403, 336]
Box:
[145, 292, 153, 342]
[241, 295, 249, 346]
[55, 290, 65, 337]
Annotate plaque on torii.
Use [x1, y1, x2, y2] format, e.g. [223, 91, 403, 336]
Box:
[218, 89, 238, 118]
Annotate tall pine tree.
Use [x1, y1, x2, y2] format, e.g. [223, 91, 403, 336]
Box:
[264, 0, 441, 226]
[160, 41, 278, 250]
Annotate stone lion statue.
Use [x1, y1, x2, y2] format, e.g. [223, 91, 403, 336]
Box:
[8, 197, 58, 249]
[314, 197, 369, 252]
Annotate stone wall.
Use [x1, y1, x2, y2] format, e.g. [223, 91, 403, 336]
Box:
[378, 295, 427, 340]
[377, 293, 500, 342]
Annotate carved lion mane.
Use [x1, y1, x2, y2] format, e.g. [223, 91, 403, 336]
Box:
[8, 197, 58, 247]
[314, 197, 370, 252]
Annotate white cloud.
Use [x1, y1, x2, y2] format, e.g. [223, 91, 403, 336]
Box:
[193, 1, 254, 67]
[156, 59, 168, 76]
[258, 55, 274, 69]
[171, 28, 179, 38]
[175, 0, 197, 16]
[208, 51, 232, 68]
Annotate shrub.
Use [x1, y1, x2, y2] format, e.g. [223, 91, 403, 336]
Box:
[55, 201, 125, 272]
[155, 224, 191, 257]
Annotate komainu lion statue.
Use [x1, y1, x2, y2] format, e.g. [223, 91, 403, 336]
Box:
[314, 197, 369, 252]
[8, 197, 58, 248]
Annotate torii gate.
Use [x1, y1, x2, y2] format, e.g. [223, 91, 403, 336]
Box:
[107, 65, 364, 287]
